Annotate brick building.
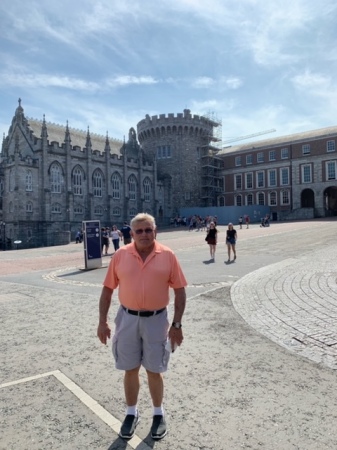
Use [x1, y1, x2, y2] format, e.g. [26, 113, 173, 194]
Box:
[217, 128, 337, 220]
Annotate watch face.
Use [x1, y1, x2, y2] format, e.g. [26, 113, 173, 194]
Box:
[173, 322, 181, 329]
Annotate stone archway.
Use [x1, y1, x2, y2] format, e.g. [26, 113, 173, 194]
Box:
[301, 188, 315, 208]
[323, 186, 337, 216]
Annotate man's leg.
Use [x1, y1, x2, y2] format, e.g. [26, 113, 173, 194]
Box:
[124, 366, 141, 406]
[119, 366, 141, 440]
[147, 370, 167, 439]
[146, 370, 164, 407]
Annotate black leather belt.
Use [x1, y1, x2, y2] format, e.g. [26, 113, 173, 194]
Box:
[122, 306, 166, 317]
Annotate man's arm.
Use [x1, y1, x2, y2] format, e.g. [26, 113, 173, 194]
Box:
[97, 286, 114, 344]
[169, 287, 186, 348]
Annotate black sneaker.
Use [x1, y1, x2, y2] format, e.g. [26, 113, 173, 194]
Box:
[151, 415, 167, 440]
[119, 414, 139, 440]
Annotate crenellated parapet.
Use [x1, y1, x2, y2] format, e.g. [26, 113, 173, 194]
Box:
[137, 109, 220, 143]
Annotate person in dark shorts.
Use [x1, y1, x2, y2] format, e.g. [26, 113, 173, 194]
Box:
[205, 221, 218, 261]
[120, 221, 132, 245]
[226, 222, 237, 262]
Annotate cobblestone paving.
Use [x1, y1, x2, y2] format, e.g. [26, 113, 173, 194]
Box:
[231, 246, 337, 370]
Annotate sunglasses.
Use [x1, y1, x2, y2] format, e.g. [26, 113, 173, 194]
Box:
[134, 228, 154, 235]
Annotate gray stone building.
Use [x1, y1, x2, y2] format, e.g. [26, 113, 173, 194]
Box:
[0, 100, 159, 249]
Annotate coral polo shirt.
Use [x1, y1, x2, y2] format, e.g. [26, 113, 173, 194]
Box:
[103, 241, 187, 311]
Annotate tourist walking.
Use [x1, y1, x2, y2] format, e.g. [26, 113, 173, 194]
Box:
[226, 222, 237, 262]
[239, 216, 243, 229]
[120, 221, 132, 245]
[110, 225, 122, 252]
[101, 227, 110, 255]
[97, 213, 187, 441]
[205, 221, 218, 261]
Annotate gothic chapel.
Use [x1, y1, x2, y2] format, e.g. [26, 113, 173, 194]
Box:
[0, 100, 161, 248]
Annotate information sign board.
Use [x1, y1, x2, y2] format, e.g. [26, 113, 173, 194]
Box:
[82, 220, 102, 269]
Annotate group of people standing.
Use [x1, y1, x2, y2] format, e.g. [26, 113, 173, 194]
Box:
[101, 222, 133, 255]
[205, 222, 237, 262]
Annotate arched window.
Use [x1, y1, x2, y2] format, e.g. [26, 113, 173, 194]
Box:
[129, 207, 137, 217]
[246, 193, 253, 205]
[128, 175, 137, 201]
[257, 192, 265, 205]
[94, 205, 103, 215]
[26, 201, 33, 212]
[51, 203, 62, 213]
[93, 170, 103, 197]
[111, 173, 121, 199]
[74, 204, 84, 214]
[50, 163, 62, 193]
[112, 207, 121, 216]
[235, 195, 242, 206]
[73, 166, 83, 195]
[143, 178, 151, 202]
[26, 170, 33, 191]
[269, 191, 277, 206]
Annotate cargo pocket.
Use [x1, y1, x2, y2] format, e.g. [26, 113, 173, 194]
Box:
[162, 340, 171, 368]
[112, 335, 118, 363]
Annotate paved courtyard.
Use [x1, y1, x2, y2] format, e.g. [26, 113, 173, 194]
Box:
[1, 219, 337, 449]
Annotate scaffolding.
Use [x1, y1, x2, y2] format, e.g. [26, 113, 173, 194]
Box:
[200, 112, 223, 206]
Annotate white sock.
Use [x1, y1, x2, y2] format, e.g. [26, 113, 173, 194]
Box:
[153, 406, 164, 416]
[126, 405, 138, 416]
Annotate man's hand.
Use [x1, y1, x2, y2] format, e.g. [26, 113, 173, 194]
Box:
[97, 322, 111, 345]
[169, 327, 183, 350]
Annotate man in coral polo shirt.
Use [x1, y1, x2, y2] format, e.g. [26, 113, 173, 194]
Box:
[97, 213, 187, 441]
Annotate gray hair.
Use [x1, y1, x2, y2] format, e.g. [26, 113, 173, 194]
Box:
[130, 213, 156, 229]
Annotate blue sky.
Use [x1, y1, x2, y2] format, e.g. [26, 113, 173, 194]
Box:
[1, 0, 337, 145]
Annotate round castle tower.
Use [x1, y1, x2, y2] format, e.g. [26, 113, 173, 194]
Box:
[137, 109, 221, 217]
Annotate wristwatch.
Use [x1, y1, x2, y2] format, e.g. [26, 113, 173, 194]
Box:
[172, 321, 182, 329]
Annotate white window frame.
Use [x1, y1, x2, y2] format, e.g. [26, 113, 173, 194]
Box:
[281, 190, 290, 205]
[268, 169, 277, 187]
[257, 192, 265, 205]
[302, 144, 310, 155]
[112, 207, 121, 216]
[246, 154, 252, 165]
[257, 152, 264, 163]
[235, 156, 242, 167]
[327, 140, 335, 153]
[235, 174, 242, 190]
[257, 171, 265, 188]
[269, 150, 276, 161]
[281, 148, 289, 159]
[269, 191, 277, 206]
[246, 193, 253, 205]
[26, 201, 33, 212]
[326, 161, 336, 180]
[235, 195, 242, 206]
[302, 164, 312, 183]
[280, 167, 289, 186]
[245, 172, 253, 189]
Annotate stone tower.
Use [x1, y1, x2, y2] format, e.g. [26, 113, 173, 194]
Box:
[137, 109, 222, 217]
